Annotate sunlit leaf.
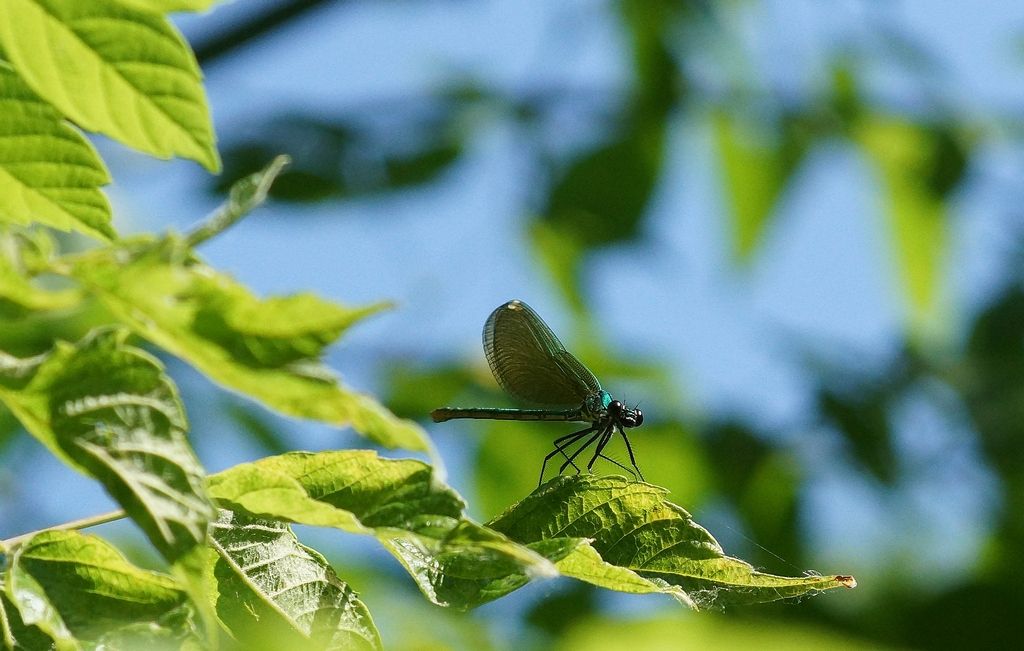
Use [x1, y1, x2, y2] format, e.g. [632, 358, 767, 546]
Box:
[5, 530, 197, 647]
[713, 110, 797, 263]
[0, 0, 219, 170]
[195, 292, 383, 368]
[857, 116, 953, 340]
[551, 541, 694, 607]
[0, 256, 80, 315]
[208, 450, 559, 609]
[117, 1, 221, 13]
[0, 62, 113, 241]
[70, 238, 429, 452]
[0, 347, 49, 394]
[209, 510, 381, 651]
[0, 328, 214, 564]
[0, 588, 61, 651]
[488, 475, 855, 609]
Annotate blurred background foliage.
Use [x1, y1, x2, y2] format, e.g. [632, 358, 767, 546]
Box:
[3, 1, 1024, 649]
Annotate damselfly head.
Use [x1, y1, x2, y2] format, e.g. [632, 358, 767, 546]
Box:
[628, 408, 644, 427]
[608, 400, 643, 428]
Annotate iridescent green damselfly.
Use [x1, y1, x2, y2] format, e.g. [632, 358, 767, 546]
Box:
[432, 299, 644, 485]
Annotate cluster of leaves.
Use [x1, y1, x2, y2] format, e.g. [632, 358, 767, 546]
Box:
[0, 2, 855, 649]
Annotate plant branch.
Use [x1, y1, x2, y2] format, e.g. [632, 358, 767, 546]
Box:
[185, 155, 290, 247]
[1, 509, 126, 550]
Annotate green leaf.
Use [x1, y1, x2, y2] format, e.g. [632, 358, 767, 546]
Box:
[0, 227, 60, 275]
[0, 0, 219, 171]
[551, 542, 694, 607]
[488, 475, 856, 609]
[5, 530, 196, 647]
[0, 62, 114, 241]
[1, 582, 66, 651]
[2, 566, 76, 651]
[116, 1, 221, 14]
[0, 227, 82, 321]
[0, 257, 80, 316]
[713, 110, 798, 263]
[71, 239, 430, 452]
[857, 116, 950, 341]
[208, 450, 560, 609]
[208, 510, 381, 651]
[0, 328, 214, 564]
[194, 292, 383, 368]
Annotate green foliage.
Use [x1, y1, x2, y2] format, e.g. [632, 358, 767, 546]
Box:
[713, 110, 802, 263]
[0, 2, 868, 649]
[5, 530, 198, 649]
[208, 452, 852, 612]
[857, 116, 953, 340]
[0, 63, 113, 241]
[0, 588, 58, 651]
[69, 233, 426, 452]
[118, 1, 221, 14]
[0, 255, 79, 315]
[488, 475, 853, 609]
[535, 120, 666, 312]
[207, 450, 558, 609]
[0, 0, 219, 171]
[209, 511, 380, 651]
[0, 329, 214, 564]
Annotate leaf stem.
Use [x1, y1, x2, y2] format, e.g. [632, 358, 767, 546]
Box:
[185, 155, 290, 247]
[1, 509, 126, 550]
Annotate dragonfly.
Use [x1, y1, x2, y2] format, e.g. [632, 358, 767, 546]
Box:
[432, 299, 644, 485]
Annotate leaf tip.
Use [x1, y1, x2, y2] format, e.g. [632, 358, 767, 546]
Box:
[201, 147, 223, 174]
[95, 221, 119, 242]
